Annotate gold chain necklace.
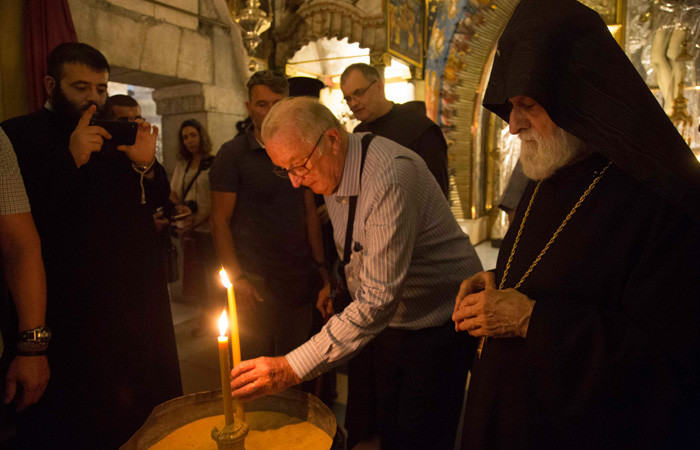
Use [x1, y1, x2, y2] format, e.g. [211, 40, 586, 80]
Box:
[476, 162, 612, 358]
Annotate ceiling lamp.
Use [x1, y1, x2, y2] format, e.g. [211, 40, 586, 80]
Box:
[232, 0, 272, 69]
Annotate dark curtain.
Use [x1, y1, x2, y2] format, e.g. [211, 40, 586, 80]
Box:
[24, 0, 77, 112]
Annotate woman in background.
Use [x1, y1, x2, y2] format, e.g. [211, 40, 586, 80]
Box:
[170, 119, 221, 336]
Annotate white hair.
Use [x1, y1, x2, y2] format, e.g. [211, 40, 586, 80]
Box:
[261, 96, 341, 147]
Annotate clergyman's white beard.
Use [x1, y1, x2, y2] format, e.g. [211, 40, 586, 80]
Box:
[518, 127, 584, 180]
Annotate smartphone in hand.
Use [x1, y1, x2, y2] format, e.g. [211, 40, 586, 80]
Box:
[90, 119, 138, 146]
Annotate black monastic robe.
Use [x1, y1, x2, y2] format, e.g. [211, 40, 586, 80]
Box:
[2, 108, 182, 447]
[463, 153, 700, 449]
[354, 102, 450, 197]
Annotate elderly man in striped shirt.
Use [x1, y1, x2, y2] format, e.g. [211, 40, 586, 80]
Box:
[230, 96, 482, 450]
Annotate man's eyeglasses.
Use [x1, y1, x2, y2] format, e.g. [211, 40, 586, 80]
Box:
[342, 80, 377, 104]
[273, 131, 326, 179]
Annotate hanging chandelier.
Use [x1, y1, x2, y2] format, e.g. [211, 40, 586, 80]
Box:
[231, 0, 272, 67]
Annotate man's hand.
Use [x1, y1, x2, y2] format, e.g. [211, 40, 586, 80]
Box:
[173, 204, 193, 236]
[453, 287, 535, 338]
[152, 210, 169, 233]
[174, 204, 192, 216]
[118, 120, 158, 165]
[69, 105, 111, 168]
[233, 278, 263, 313]
[175, 216, 195, 236]
[316, 282, 333, 321]
[452, 271, 496, 330]
[230, 356, 301, 403]
[4, 355, 49, 411]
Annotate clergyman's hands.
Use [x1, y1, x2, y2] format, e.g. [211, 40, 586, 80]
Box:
[118, 120, 158, 165]
[4, 355, 49, 411]
[453, 286, 535, 338]
[452, 271, 497, 330]
[316, 282, 333, 321]
[69, 105, 111, 168]
[230, 356, 301, 403]
[233, 278, 263, 313]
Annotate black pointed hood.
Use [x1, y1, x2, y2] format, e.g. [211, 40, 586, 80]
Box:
[483, 0, 700, 221]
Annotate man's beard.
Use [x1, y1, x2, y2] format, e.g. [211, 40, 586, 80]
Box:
[50, 84, 103, 122]
[518, 126, 584, 180]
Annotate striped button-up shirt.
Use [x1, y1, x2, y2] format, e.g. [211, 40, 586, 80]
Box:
[286, 133, 482, 380]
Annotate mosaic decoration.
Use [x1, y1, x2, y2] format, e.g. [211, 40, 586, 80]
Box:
[425, 0, 519, 219]
[386, 0, 428, 68]
[425, 0, 469, 121]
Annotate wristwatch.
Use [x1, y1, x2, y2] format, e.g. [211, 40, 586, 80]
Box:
[17, 326, 51, 356]
[20, 326, 52, 343]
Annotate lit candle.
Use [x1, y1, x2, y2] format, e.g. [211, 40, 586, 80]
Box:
[219, 268, 245, 421]
[217, 310, 234, 426]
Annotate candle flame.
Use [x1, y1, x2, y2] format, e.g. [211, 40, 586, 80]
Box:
[218, 309, 228, 337]
[219, 268, 232, 289]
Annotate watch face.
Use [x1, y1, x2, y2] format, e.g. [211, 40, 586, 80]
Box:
[22, 327, 51, 343]
[37, 329, 51, 341]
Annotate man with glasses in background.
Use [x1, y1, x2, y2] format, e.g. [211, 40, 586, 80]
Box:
[229, 97, 481, 450]
[340, 63, 449, 197]
[209, 71, 327, 363]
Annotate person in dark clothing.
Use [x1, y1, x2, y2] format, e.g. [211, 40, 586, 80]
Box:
[1, 43, 181, 448]
[235, 116, 252, 137]
[104, 94, 143, 122]
[209, 71, 326, 362]
[105, 94, 173, 285]
[452, 1, 700, 449]
[340, 63, 449, 197]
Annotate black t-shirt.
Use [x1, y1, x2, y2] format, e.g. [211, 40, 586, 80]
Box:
[209, 127, 315, 278]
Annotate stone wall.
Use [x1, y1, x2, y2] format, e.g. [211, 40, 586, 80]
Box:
[67, 0, 249, 172]
[0, 0, 28, 122]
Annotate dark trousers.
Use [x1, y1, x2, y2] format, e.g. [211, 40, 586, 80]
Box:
[238, 299, 313, 360]
[238, 270, 320, 360]
[346, 322, 476, 450]
[181, 231, 225, 311]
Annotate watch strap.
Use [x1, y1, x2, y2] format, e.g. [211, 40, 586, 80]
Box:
[16, 349, 48, 357]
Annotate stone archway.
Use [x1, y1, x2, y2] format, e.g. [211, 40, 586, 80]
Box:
[66, 0, 250, 172]
[274, 0, 386, 68]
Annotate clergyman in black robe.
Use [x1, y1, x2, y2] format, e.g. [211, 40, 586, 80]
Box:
[1, 43, 181, 448]
[354, 102, 449, 196]
[341, 63, 450, 197]
[452, 1, 700, 448]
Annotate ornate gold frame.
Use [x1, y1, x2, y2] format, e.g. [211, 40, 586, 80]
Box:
[384, 0, 428, 69]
